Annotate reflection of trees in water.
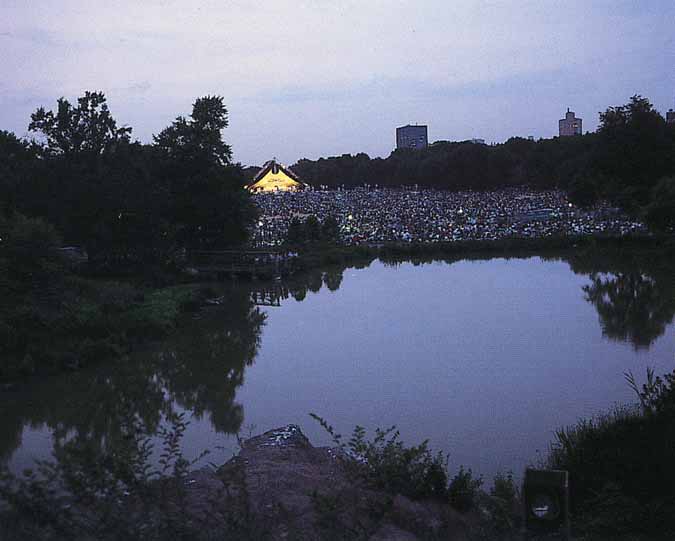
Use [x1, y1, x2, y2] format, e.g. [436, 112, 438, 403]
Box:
[583, 272, 674, 349]
[250, 267, 346, 304]
[0, 287, 265, 465]
[564, 252, 675, 349]
[4, 250, 673, 465]
[155, 291, 265, 433]
[260, 252, 675, 351]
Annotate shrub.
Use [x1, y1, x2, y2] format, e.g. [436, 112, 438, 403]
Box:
[0, 413, 219, 540]
[643, 177, 675, 232]
[310, 414, 449, 501]
[547, 368, 675, 536]
[487, 471, 521, 532]
[448, 466, 482, 512]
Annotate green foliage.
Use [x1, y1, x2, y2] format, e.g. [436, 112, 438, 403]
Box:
[292, 135, 597, 191]
[486, 471, 521, 533]
[491, 471, 518, 504]
[643, 177, 675, 232]
[153, 96, 256, 249]
[304, 215, 321, 242]
[625, 367, 675, 416]
[0, 212, 63, 280]
[0, 412, 233, 540]
[448, 466, 483, 512]
[154, 95, 232, 167]
[567, 174, 600, 207]
[284, 215, 343, 246]
[29, 90, 132, 156]
[3, 91, 255, 270]
[286, 217, 305, 244]
[321, 216, 340, 242]
[593, 95, 675, 211]
[291, 95, 675, 229]
[310, 414, 449, 501]
[547, 368, 675, 537]
[0, 214, 202, 381]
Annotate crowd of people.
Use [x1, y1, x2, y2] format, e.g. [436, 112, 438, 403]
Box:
[251, 187, 647, 246]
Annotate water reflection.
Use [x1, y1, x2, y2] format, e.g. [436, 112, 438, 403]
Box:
[563, 252, 675, 349]
[0, 287, 265, 466]
[1, 249, 673, 471]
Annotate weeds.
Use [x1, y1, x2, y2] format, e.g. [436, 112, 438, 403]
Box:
[548, 367, 675, 537]
[448, 466, 483, 512]
[310, 413, 450, 502]
[0, 412, 229, 540]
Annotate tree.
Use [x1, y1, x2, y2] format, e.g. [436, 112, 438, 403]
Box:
[0, 130, 37, 215]
[594, 95, 673, 206]
[304, 215, 321, 242]
[567, 174, 599, 208]
[286, 217, 305, 245]
[320, 216, 340, 242]
[29, 91, 131, 157]
[154, 95, 232, 168]
[153, 96, 256, 249]
[643, 177, 675, 232]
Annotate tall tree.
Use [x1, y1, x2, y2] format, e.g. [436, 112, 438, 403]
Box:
[154, 95, 232, 169]
[29, 91, 131, 157]
[153, 96, 256, 249]
[594, 95, 673, 206]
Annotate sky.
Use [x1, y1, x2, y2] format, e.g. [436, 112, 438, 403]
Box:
[1, 0, 674, 166]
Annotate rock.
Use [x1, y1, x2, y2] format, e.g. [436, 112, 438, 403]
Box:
[391, 494, 470, 540]
[369, 523, 420, 540]
[176, 425, 475, 540]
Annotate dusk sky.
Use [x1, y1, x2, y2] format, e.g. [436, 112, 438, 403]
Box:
[1, 1, 674, 166]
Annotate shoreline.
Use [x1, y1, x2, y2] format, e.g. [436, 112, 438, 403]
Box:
[289, 232, 674, 277]
[2, 232, 673, 386]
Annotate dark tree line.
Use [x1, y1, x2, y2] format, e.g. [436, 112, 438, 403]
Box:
[1, 91, 257, 272]
[291, 135, 595, 192]
[285, 95, 675, 230]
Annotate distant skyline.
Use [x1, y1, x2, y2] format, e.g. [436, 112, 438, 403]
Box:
[1, 1, 674, 166]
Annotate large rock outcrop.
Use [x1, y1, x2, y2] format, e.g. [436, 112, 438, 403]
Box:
[180, 424, 472, 540]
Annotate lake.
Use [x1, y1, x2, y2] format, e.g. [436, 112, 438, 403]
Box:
[2, 250, 674, 484]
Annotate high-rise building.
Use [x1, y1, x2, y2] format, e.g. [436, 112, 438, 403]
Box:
[396, 124, 428, 150]
[666, 97, 675, 124]
[667, 98, 675, 125]
[559, 109, 582, 136]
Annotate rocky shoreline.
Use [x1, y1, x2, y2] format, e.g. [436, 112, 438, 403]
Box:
[181, 425, 476, 540]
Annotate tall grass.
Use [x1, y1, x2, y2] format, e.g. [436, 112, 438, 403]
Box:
[547, 368, 675, 537]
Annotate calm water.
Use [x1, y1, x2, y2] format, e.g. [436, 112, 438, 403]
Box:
[2, 251, 674, 483]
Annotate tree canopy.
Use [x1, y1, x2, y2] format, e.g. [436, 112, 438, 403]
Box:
[2, 91, 256, 272]
[29, 91, 132, 156]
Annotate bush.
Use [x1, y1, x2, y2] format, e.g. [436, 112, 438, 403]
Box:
[568, 174, 600, 208]
[448, 466, 483, 512]
[0, 413, 230, 540]
[310, 414, 449, 501]
[486, 471, 521, 532]
[643, 177, 675, 232]
[547, 368, 675, 536]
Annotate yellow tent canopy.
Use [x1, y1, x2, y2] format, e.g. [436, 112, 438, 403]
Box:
[246, 160, 307, 193]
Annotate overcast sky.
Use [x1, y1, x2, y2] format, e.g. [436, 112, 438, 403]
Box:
[1, 1, 674, 166]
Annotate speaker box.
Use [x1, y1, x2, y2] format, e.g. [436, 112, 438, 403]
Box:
[523, 468, 570, 535]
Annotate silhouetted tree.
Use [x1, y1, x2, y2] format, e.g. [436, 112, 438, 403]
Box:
[643, 177, 675, 232]
[29, 91, 132, 157]
[153, 96, 256, 249]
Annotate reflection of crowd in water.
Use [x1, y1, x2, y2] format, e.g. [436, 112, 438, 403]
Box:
[252, 187, 646, 246]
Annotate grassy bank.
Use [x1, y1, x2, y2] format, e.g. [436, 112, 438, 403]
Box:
[0, 277, 207, 383]
[547, 369, 675, 539]
[292, 233, 675, 275]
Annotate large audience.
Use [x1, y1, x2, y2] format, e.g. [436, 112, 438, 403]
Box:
[251, 187, 646, 246]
